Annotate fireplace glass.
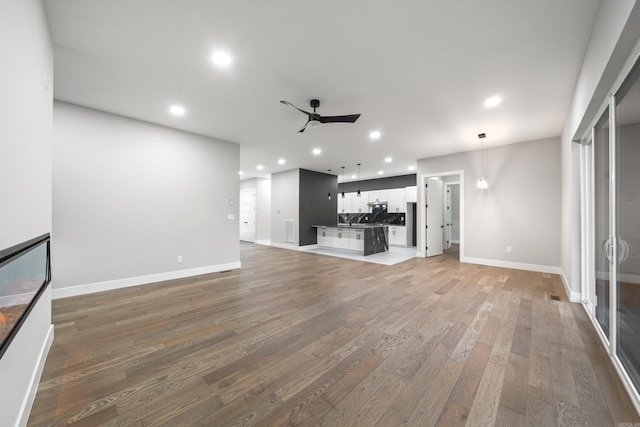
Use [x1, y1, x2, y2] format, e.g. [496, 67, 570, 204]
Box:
[0, 235, 50, 358]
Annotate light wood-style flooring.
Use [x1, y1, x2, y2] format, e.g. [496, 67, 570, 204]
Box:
[28, 243, 640, 426]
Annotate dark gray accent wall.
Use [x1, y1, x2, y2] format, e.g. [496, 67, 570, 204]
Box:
[299, 169, 337, 246]
[338, 174, 416, 193]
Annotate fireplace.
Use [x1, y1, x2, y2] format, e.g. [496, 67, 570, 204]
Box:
[0, 234, 51, 359]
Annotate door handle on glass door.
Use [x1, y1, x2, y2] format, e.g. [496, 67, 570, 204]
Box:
[617, 237, 630, 263]
[603, 238, 613, 263]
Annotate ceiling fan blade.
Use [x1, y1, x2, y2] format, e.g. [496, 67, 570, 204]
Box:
[298, 119, 310, 133]
[280, 100, 312, 116]
[318, 114, 361, 124]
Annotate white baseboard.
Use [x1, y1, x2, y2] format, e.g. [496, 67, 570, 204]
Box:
[52, 262, 241, 299]
[255, 239, 271, 246]
[451, 239, 460, 244]
[461, 256, 561, 275]
[269, 241, 299, 250]
[269, 242, 320, 252]
[558, 270, 582, 303]
[17, 324, 54, 427]
[462, 256, 580, 301]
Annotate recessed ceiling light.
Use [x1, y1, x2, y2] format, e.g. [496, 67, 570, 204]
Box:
[312, 148, 322, 155]
[169, 105, 185, 116]
[378, 170, 384, 175]
[369, 130, 381, 140]
[408, 166, 415, 171]
[384, 157, 392, 163]
[256, 164, 264, 170]
[212, 50, 232, 67]
[484, 95, 501, 108]
[278, 158, 285, 165]
[238, 171, 243, 175]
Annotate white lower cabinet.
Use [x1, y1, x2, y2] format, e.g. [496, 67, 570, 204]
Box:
[317, 228, 334, 247]
[333, 229, 351, 250]
[349, 229, 364, 251]
[388, 226, 407, 247]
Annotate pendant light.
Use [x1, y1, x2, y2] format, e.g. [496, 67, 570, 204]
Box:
[341, 166, 345, 198]
[327, 192, 332, 200]
[356, 163, 361, 197]
[477, 133, 488, 189]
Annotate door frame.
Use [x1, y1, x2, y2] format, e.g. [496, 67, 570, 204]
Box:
[419, 170, 464, 259]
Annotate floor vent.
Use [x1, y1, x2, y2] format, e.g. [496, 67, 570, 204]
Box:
[550, 295, 561, 301]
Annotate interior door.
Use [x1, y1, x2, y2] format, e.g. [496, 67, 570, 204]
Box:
[426, 178, 444, 257]
[239, 189, 256, 242]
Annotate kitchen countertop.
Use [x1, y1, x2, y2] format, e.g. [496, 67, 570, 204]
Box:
[312, 224, 387, 229]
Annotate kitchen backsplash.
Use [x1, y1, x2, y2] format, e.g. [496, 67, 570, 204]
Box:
[338, 212, 405, 226]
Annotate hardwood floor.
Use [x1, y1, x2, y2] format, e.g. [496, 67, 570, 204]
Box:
[28, 243, 639, 426]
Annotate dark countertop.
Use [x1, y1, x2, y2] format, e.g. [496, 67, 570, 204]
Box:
[312, 224, 387, 229]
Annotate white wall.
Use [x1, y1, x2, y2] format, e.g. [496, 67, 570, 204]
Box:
[270, 169, 299, 247]
[0, 0, 54, 425]
[52, 102, 240, 295]
[240, 177, 271, 243]
[561, 0, 640, 298]
[418, 137, 561, 270]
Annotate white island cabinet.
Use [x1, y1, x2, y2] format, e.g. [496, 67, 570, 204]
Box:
[333, 228, 350, 250]
[317, 228, 334, 247]
[349, 229, 364, 251]
[313, 225, 388, 256]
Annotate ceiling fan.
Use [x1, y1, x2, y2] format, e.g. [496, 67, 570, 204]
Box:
[280, 99, 361, 133]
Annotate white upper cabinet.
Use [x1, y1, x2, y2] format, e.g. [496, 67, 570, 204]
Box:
[352, 191, 368, 213]
[368, 190, 388, 204]
[337, 192, 352, 213]
[338, 192, 369, 213]
[387, 189, 406, 213]
[405, 186, 417, 203]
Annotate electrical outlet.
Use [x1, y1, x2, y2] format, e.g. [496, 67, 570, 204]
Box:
[177, 255, 183, 263]
[506, 246, 512, 253]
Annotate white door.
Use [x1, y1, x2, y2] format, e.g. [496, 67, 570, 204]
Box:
[426, 178, 444, 257]
[239, 189, 256, 242]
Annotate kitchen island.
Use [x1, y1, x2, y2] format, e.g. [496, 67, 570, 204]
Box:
[312, 224, 388, 256]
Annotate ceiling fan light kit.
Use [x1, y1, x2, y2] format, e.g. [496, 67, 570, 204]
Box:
[280, 99, 361, 133]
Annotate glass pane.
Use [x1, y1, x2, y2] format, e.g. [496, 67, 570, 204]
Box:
[594, 107, 610, 337]
[0, 243, 48, 343]
[615, 58, 640, 389]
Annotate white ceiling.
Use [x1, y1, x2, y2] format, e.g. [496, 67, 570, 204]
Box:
[43, 0, 601, 182]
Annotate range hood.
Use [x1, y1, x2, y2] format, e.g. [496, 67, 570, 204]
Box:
[367, 201, 387, 206]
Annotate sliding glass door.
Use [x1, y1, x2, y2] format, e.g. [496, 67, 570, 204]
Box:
[585, 55, 640, 397]
[614, 59, 640, 390]
[593, 107, 611, 338]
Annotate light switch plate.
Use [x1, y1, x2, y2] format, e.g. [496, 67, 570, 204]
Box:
[227, 213, 235, 220]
